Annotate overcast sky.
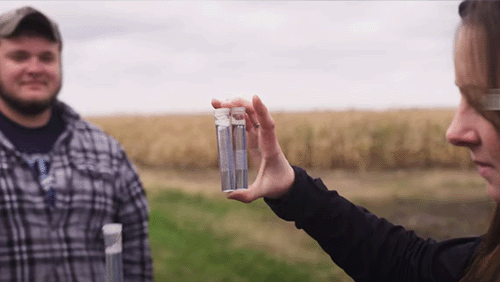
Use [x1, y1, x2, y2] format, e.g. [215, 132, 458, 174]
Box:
[5, 1, 462, 116]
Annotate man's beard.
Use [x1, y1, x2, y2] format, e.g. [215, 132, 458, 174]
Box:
[0, 82, 61, 117]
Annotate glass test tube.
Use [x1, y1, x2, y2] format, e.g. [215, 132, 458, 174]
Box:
[231, 107, 248, 189]
[215, 108, 236, 192]
[102, 223, 124, 282]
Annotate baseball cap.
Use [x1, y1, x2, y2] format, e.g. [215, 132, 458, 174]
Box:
[0, 6, 62, 47]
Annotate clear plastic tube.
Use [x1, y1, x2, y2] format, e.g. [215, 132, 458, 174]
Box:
[231, 107, 248, 190]
[102, 223, 124, 282]
[215, 108, 236, 192]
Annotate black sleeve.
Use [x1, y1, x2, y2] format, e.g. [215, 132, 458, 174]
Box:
[265, 166, 482, 282]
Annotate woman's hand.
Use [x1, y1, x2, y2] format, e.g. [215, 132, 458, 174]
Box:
[211, 95, 295, 203]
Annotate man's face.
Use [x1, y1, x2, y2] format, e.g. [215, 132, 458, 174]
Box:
[0, 35, 61, 116]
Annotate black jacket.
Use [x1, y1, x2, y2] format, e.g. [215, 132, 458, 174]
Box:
[265, 166, 482, 282]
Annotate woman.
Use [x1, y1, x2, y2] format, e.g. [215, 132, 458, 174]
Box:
[212, 0, 500, 281]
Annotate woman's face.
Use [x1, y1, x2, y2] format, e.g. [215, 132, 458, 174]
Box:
[447, 24, 500, 202]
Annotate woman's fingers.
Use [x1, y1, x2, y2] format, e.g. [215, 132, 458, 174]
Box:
[226, 189, 256, 203]
[219, 97, 254, 112]
[226, 182, 263, 203]
[211, 99, 222, 109]
[251, 96, 281, 156]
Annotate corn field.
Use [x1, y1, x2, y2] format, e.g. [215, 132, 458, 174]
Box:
[87, 108, 472, 171]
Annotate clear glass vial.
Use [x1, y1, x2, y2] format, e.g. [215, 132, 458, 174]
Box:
[102, 223, 124, 282]
[214, 108, 236, 192]
[231, 107, 248, 190]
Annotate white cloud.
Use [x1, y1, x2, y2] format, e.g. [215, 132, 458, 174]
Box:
[3, 1, 464, 115]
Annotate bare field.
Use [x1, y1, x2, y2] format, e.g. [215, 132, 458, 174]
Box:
[139, 166, 488, 201]
[139, 166, 494, 241]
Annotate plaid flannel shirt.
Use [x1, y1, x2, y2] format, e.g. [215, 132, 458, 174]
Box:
[0, 101, 153, 281]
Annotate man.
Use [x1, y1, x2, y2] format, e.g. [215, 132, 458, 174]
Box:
[0, 6, 153, 281]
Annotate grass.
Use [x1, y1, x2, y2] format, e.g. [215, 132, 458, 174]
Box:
[148, 189, 345, 282]
[149, 203, 313, 282]
[145, 168, 496, 282]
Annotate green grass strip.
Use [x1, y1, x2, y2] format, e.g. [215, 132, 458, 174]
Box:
[148, 189, 342, 282]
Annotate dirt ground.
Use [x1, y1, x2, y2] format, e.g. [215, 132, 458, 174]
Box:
[139, 167, 495, 240]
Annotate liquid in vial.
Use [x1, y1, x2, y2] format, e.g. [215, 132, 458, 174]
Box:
[231, 107, 248, 189]
[215, 108, 236, 192]
[102, 223, 124, 282]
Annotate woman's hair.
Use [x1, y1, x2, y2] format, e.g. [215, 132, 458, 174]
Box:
[458, 1, 500, 281]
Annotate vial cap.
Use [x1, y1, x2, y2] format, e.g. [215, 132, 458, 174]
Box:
[214, 108, 231, 124]
[214, 108, 230, 114]
[231, 107, 245, 124]
[214, 108, 230, 118]
[231, 107, 245, 115]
